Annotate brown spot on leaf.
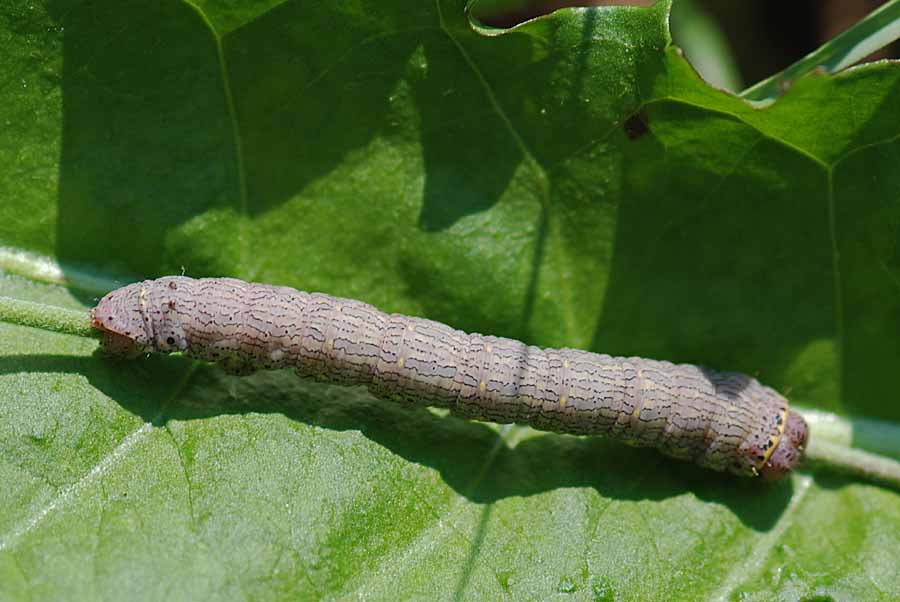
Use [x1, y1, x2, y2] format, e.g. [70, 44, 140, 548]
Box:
[624, 112, 649, 140]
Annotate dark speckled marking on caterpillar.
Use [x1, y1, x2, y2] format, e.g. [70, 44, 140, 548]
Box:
[91, 276, 808, 479]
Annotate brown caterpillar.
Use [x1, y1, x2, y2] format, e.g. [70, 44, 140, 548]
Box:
[91, 276, 808, 480]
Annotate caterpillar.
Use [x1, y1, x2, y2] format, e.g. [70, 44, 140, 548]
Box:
[91, 276, 808, 480]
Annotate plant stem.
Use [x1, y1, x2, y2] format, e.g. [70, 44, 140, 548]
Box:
[741, 0, 900, 102]
[0, 246, 123, 297]
[0, 295, 99, 339]
[804, 437, 900, 490]
[3, 296, 900, 490]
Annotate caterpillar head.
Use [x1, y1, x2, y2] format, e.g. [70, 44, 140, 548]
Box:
[759, 410, 809, 481]
[91, 282, 152, 358]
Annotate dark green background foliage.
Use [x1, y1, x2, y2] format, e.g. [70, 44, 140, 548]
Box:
[1, 1, 899, 600]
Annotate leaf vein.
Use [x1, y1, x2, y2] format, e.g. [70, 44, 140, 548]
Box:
[707, 475, 813, 602]
[0, 422, 154, 552]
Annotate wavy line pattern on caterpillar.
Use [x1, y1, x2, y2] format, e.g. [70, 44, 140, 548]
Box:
[91, 276, 808, 479]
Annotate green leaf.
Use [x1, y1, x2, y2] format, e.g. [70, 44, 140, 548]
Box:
[2, 1, 900, 600]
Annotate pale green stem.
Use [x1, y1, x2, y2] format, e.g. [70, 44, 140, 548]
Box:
[0, 295, 99, 339]
[804, 438, 900, 490]
[741, 0, 900, 102]
[2, 294, 900, 489]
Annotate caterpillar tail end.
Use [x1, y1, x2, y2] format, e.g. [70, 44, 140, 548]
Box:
[759, 410, 809, 481]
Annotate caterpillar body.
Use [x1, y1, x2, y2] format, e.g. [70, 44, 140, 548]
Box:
[91, 276, 808, 479]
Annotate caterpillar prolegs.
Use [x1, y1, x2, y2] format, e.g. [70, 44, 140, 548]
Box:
[91, 276, 808, 479]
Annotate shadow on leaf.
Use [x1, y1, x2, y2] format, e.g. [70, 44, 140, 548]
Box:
[1, 351, 796, 531]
